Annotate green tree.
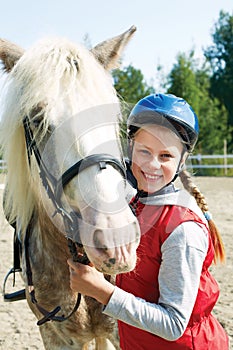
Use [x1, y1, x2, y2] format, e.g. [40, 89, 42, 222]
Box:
[167, 51, 200, 112]
[204, 10, 233, 149]
[113, 64, 154, 105]
[167, 52, 229, 155]
[112, 64, 154, 147]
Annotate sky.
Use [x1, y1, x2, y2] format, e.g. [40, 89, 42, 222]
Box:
[0, 0, 233, 87]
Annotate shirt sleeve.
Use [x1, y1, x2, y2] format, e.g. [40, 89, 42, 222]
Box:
[103, 221, 208, 341]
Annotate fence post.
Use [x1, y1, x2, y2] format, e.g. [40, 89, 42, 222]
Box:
[224, 139, 227, 176]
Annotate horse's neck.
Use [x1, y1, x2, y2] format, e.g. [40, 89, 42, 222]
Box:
[24, 206, 117, 339]
[24, 208, 72, 306]
[30, 207, 70, 271]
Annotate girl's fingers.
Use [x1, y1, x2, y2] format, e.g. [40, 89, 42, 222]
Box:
[67, 258, 94, 269]
[67, 258, 80, 271]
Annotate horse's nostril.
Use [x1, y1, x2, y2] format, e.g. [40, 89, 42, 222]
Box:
[108, 258, 116, 265]
[93, 229, 108, 250]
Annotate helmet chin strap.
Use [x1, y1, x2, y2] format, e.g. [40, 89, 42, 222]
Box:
[171, 147, 187, 183]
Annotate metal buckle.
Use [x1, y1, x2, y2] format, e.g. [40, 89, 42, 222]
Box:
[2, 268, 26, 302]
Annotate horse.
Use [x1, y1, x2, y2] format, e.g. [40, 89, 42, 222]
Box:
[0, 26, 140, 349]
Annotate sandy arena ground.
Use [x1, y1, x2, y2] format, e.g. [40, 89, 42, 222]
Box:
[0, 176, 232, 349]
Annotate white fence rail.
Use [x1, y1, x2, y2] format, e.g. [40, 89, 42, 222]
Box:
[188, 154, 233, 168]
[1, 155, 233, 172]
[0, 160, 6, 170]
[187, 154, 233, 175]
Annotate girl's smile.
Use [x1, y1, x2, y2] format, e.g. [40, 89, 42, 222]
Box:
[142, 171, 163, 182]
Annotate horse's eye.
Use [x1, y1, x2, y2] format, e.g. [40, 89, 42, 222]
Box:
[32, 115, 44, 128]
[30, 115, 53, 135]
[29, 107, 44, 127]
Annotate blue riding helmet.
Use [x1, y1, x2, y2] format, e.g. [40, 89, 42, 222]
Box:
[127, 93, 199, 152]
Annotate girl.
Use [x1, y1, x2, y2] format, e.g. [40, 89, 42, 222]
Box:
[68, 93, 228, 349]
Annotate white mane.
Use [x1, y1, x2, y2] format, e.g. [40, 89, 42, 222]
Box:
[0, 37, 120, 230]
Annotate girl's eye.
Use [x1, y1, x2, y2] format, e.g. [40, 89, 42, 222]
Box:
[140, 149, 151, 155]
[161, 153, 172, 159]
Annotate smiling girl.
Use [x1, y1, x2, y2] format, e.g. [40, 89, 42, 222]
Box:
[68, 94, 228, 349]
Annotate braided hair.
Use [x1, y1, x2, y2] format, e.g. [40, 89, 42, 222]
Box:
[179, 169, 225, 264]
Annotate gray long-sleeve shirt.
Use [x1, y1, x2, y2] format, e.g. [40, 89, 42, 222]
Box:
[103, 189, 209, 341]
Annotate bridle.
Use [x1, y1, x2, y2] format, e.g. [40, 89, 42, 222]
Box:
[22, 115, 126, 325]
[23, 115, 126, 247]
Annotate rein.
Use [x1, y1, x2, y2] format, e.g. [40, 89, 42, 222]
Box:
[22, 115, 126, 325]
[24, 221, 82, 325]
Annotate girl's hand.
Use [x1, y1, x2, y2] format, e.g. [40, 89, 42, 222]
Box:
[67, 259, 114, 305]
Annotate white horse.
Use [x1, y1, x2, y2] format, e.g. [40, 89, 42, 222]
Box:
[0, 27, 140, 349]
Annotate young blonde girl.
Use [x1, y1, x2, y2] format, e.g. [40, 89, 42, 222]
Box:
[68, 93, 228, 349]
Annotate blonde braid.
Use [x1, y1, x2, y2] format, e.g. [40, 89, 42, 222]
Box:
[179, 169, 225, 264]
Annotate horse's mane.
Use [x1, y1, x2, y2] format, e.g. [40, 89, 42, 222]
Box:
[0, 37, 119, 231]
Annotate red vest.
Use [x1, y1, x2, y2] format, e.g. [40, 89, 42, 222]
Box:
[116, 203, 228, 350]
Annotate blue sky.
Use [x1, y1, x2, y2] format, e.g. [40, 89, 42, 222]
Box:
[0, 0, 232, 86]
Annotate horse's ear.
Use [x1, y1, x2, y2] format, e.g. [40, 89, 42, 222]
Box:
[91, 25, 136, 70]
[0, 39, 24, 73]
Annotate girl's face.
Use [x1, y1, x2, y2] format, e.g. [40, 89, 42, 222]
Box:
[131, 124, 185, 193]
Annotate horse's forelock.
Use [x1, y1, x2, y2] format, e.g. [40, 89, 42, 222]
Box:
[18, 37, 117, 109]
[0, 37, 121, 230]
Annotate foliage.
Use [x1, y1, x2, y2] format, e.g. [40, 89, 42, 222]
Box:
[167, 52, 229, 155]
[113, 64, 154, 104]
[204, 10, 233, 148]
[112, 64, 154, 150]
[167, 51, 199, 110]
